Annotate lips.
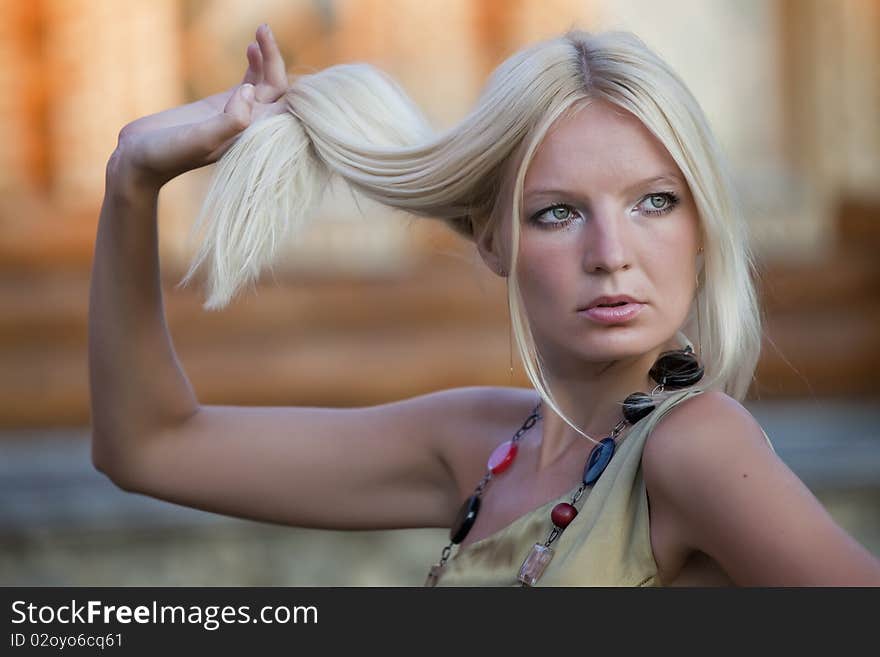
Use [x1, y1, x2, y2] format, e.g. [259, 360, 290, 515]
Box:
[579, 301, 646, 324]
[581, 295, 643, 310]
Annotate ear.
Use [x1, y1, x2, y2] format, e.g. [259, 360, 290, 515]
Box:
[476, 221, 507, 278]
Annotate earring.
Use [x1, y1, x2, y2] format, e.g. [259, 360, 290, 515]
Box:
[695, 271, 703, 361]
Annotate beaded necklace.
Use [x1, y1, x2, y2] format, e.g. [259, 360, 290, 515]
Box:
[424, 345, 703, 587]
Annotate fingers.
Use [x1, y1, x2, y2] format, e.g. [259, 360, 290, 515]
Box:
[241, 41, 263, 86]
[254, 23, 287, 101]
[208, 83, 253, 143]
[181, 84, 257, 170]
[182, 83, 253, 165]
[238, 24, 287, 103]
[226, 83, 255, 123]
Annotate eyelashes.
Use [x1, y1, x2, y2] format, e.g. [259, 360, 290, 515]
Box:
[528, 191, 681, 230]
[641, 191, 680, 215]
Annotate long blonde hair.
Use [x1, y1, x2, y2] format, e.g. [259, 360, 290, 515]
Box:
[179, 30, 762, 441]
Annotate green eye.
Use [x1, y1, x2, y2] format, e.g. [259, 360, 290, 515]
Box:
[640, 192, 680, 216]
[551, 206, 572, 220]
[649, 195, 667, 209]
[528, 203, 581, 230]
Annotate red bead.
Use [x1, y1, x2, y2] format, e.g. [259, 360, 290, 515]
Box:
[551, 502, 578, 529]
[487, 440, 518, 475]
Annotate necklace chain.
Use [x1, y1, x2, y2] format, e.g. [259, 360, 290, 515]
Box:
[423, 396, 641, 587]
[424, 347, 703, 586]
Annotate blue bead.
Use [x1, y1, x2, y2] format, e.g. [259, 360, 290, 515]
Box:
[582, 437, 616, 486]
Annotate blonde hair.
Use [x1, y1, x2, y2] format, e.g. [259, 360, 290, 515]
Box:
[179, 30, 762, 442]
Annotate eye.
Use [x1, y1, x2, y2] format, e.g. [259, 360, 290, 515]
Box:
[637, 192, 680, 216]
[550, 206, 573, 221]
[529, 203, 581, 229]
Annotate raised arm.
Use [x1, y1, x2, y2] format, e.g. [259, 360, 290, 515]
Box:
[88, 24, 465, 533]
[90, 23, 288, 466]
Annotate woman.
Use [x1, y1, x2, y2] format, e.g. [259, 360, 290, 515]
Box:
[89, 23, 880, 586]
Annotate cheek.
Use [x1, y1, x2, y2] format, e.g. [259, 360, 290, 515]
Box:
[653, 213, 699, 287]
[515, 247, 577, 323]
[670, 263, 698, 312]
[518, 240, 573, 293]
[649, 246, 698, 321]
[517, 253, 554, 305]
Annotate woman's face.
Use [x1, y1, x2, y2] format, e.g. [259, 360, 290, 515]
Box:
[485, 100, 702, 373]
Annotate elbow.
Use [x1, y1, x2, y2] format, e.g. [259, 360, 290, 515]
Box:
[90, 431, 137, 492]
[90, 433, 113, 478]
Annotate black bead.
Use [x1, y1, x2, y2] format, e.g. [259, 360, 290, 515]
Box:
[450, 494, 481, 544]
[583, 437, 616, 486]
[622, 392, 655, 424]
[649, 345, 704, 389]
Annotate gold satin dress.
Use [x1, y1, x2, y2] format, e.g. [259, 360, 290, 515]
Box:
[434, 388, 775, 587]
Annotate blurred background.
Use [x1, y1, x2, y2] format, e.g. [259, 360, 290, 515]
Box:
[1, 0, 878, 586]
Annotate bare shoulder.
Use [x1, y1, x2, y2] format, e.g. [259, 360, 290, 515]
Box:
[641, 388, 776, 525]
[419, 385, 536, 441]
[641, 389, 880, 585]
[428, 386, 540, 499]
[426, 385, 537, 423]
[641, 390, 768, 507]
[642, 389, 768, 471]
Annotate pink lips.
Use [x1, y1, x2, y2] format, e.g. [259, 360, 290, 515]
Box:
[579, 302, 645, 324]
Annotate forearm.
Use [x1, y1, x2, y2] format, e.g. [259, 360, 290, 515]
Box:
[88, 153, 199, 472]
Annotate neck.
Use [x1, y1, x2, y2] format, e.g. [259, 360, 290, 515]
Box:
[534, 345, 667, 472]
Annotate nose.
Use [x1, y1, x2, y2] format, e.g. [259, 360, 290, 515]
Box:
[580, 206, 630, 274]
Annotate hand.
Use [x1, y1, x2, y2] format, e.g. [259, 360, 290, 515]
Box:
[109, 23, 290, 193]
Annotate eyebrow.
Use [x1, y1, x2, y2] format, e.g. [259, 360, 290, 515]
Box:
[524, 172, 685, 200]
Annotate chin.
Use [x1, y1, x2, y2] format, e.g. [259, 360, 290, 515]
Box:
[542, 338, 652, 367]
[575, 329, 669, 360]
[534, 317, 671, 363]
